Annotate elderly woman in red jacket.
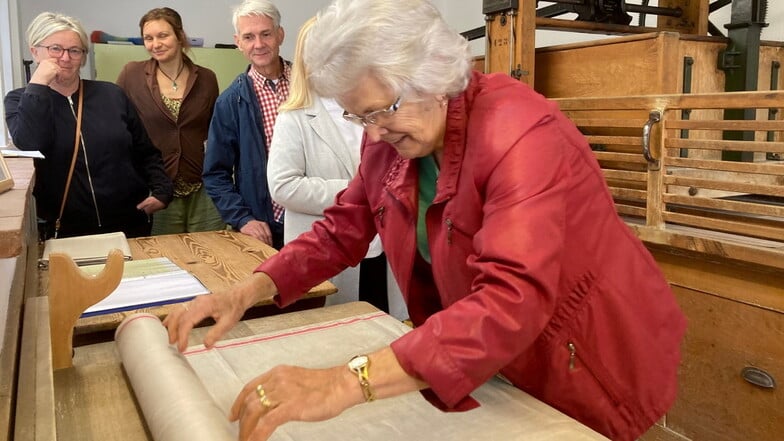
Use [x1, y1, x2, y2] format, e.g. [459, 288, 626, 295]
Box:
[165, 1, 687, 440]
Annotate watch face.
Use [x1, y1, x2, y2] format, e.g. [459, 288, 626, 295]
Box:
[348, 355, 369, 371]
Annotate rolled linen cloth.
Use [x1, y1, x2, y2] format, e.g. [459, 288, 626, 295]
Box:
[115, 313, 235, 441]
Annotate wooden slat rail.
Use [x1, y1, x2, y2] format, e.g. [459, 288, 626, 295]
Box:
[556, 90, 784, 259]
[560, 99, 661, 222]
[602, 169, 647, 182]
[667, 138, 784, 152]
[663, 194, 784, 218]
[668, 120, 783, 131]
[593, 152, 649, 164]
[657, 91, 784, 241]
[569, 118, 648, 128]
[666, 156, 784, 174]
[585, 135, 643, 146]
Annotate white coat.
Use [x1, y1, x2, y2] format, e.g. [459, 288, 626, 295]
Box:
[268, 97, 407, 319]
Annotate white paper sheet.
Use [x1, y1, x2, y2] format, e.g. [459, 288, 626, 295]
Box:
[1, 148, 45, 158]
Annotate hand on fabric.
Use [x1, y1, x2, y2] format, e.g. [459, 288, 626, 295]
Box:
[136, 196, 166, 215]
[29, 58, 62, 86]
[163, 272, 279, 352]
[229, 348, 428, 440]
[231, 364, 363, 441]
[240, 220, 274, 246]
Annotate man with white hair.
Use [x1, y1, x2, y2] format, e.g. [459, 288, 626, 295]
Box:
[203, 0, 289, 249]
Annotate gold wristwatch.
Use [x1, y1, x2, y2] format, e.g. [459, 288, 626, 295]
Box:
[348, 355, 375, 402]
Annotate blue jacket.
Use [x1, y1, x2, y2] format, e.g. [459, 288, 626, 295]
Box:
[203, 67, 282, 233]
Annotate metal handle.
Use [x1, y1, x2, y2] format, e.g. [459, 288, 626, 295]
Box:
[642, 110, 661, 170]
[741, 366, 776, 389]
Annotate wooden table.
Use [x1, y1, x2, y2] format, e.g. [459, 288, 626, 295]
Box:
[16, 300, 605, 441]
[41, 230, 336, 338]
[17, 301, 378, 441]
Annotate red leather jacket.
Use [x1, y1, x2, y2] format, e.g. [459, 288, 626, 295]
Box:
[259, 72, 686, 440]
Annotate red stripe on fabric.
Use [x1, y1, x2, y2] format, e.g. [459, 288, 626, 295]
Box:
[184, 311, 388, 356]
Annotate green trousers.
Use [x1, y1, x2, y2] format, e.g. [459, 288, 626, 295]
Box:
[151, 186, 226, 235]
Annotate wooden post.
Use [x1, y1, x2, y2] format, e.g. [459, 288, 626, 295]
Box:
[48, 250, 124, 370]
[657, 0, 710, 36]
[485, 0, 536, 86]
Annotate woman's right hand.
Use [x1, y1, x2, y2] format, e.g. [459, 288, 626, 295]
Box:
[163, 272, 279, 352]
[29, 58, 61, 86]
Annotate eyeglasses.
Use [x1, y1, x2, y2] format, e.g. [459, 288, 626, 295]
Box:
[36, 44, 86, 60]
[343, 96, 402, 127]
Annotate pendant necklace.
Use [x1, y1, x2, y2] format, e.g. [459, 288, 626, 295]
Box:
[159, 62, 185, 91]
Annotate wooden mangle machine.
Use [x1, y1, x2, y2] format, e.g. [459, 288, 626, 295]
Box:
[480, 0, 774, 95]
[478, 2, 784, 441]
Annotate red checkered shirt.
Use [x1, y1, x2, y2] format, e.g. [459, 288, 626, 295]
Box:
[248, 60, 291, 223]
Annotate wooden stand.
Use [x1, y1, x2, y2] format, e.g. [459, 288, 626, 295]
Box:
[48, 250, 124, 370]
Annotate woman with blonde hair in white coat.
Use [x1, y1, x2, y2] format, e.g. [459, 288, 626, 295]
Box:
[267, 17, 406, 318]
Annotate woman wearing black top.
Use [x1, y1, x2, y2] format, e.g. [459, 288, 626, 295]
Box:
[4, 11, 173, 238]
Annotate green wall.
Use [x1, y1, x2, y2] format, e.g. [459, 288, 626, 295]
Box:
[92, 44, 248, 92]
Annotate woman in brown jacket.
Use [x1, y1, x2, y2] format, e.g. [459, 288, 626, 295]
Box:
[118, 7, 224, 234]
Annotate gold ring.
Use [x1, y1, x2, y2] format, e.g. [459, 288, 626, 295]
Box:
[181, 303, 189, 312]
[256, 384, 273, 408]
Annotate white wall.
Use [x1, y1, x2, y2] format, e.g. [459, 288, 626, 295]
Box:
[17, 0, 335, 59]
[1, 0, 23, 147]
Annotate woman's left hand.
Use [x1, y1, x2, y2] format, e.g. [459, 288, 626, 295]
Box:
[231, 364, 362, 441]
[137, 196, 166, 215]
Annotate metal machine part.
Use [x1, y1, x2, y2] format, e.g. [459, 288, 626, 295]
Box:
[535, 0, 683, 25]
[483, 0, 519, 15]
[719, 0, 769, 161]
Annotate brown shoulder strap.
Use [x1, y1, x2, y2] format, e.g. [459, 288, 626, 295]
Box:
[54, 80, 84, 238]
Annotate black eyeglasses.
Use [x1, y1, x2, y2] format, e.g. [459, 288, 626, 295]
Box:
[343, 96, 402, 127]
[36, 44, 86, 60]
